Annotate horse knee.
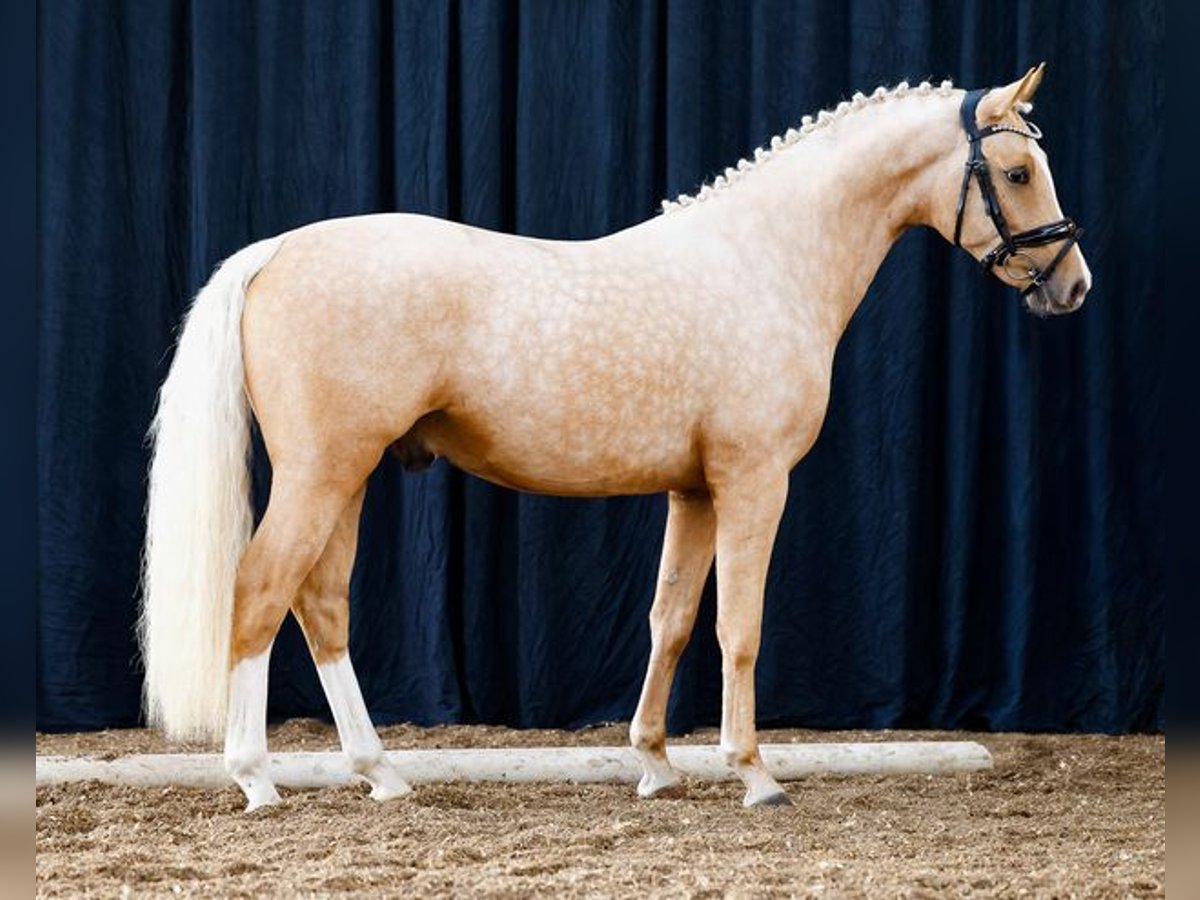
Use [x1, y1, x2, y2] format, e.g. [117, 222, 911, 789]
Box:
[716, 626, 759, 673]
[649, 608, 694, 658]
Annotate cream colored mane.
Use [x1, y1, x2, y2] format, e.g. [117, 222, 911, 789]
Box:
[660, 78, 957, 213]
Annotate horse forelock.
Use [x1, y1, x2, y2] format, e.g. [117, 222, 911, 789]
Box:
[660, 79, 957, 214]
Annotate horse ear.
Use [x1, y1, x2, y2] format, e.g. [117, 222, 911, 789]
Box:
[1017, 62, 1046, 104]
[977, 63, 1046, 122]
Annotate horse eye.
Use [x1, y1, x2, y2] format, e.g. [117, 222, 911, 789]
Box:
[1006, 166, 1030, 185]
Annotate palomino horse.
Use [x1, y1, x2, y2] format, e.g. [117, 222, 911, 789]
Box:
[141, 65, 1089, 810]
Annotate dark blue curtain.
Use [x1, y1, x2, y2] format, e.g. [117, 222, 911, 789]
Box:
[37, 1, 1164, 734]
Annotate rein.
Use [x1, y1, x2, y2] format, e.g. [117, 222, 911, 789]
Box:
[952, 88, 1081, 296]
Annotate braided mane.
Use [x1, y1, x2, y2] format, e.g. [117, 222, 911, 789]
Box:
[660, 79, 957, 214]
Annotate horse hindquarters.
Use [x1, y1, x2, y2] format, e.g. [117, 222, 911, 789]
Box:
[142, 232, 410, 810]
[226, 252, 438, 809]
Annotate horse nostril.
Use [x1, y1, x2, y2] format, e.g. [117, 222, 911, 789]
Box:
[1069, 278, 1088, 306]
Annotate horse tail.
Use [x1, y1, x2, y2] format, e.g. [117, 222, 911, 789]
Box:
[139, 236, 284, 742]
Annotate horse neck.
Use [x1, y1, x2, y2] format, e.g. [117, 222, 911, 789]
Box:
[675, 92, 962, 340]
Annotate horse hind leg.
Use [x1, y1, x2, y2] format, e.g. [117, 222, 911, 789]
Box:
[223, 459, 375, 811]
[629, 490, 716, 798]
[292, 487, 411, 801]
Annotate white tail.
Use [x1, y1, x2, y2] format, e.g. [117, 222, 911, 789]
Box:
[139, 236, 284, 742]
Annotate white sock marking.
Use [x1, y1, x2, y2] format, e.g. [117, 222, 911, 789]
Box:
[316, 654, 411, 800]
[223, 648, 279, 810]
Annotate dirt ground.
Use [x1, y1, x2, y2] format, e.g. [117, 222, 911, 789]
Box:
[36, 722, 1164, 898]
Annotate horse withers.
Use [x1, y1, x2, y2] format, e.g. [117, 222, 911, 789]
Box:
[140, 65, 1089, 810]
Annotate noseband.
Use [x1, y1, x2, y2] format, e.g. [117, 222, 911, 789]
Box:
[952, 88, 1081, 296]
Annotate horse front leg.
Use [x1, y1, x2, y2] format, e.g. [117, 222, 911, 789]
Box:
[629, 490, 716, 798]
[712, 469, 791, 807]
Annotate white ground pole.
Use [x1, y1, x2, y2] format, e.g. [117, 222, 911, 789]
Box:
[37, 741, 991, 790]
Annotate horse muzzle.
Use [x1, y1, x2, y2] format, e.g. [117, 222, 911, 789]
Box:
[1022, 267, 1090, 317]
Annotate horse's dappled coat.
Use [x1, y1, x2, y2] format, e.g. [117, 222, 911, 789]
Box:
[140, 68, 1089, 810]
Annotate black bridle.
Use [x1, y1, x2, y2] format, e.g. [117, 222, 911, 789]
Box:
[953, 88, 1081, 296]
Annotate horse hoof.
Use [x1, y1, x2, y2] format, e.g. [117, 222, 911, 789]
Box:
[244, 788, 282, 813]
[638, 779, 686, 800]
[746, 790, 793, 808]
[369, 780, 413, 802]
[361, 759, 413, 801]
[637, 770, 684, 799]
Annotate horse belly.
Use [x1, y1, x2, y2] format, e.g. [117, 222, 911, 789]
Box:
[407, 408, 704, 497]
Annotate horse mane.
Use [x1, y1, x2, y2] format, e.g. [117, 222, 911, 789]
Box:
[660, 79, 958, 214]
